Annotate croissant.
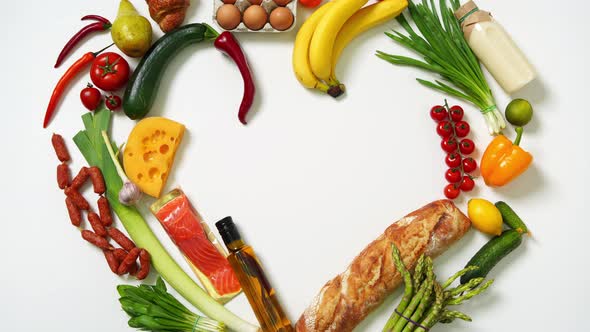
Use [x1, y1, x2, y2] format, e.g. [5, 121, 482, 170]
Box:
[146, 0, 190, 32]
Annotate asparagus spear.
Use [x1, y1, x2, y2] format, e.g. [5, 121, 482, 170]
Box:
[383, 245, 414, 332]
[402, 257, 435, 332]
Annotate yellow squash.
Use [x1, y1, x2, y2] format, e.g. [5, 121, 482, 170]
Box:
[123, 117, 185, 198]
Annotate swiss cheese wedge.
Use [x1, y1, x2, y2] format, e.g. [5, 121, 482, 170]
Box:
[123, 117, 185, 198]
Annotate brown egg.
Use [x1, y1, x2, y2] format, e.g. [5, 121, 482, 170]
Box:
[223, 0, 236, 3]
[243, 5, 268, 31]
[273, 0, 292, 6]
[249, 0, 263, 5]
[216, 4, 241, 30]
[269, 7, 293, 31]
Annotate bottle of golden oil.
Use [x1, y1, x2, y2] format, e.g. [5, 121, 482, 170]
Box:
[216, 216, 294, 332]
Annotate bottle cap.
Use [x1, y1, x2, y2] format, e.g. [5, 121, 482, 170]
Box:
[216, 216, 242, 245]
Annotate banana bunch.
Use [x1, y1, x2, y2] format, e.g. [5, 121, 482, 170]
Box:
[293, 0, 408, 97]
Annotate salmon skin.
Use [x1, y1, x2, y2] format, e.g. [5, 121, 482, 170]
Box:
[151, 189, 241, 302]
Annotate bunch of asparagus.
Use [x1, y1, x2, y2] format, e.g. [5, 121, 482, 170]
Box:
[382, 246, 493, 332]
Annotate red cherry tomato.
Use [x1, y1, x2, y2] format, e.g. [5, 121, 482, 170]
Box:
[436, 121, 453, 137]
[80, 83, 102, 111]
[459, 176, 475, 191]
[299, 0, 321, 7]
[444, 184, 461, 199]
[462, 157, 477, 173]
[459, 138, 475, 154]
[454, 121, 470, 137]
[449, 105, 464, 122]
[430, 105, 447, 121]
[90, 52, 130, 91]
[445, 152, 461, 168]
[445, 168, 462, 183]
[105, 95, 122, 111]
[441, 137, 458, 153]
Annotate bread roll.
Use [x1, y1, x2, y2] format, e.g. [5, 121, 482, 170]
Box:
[295, 200, 471, 332]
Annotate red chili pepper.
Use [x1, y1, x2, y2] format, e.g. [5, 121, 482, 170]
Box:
[54, 15, 111, 68]
[43, 44, 113, 128]
[214, 32, 256, 125]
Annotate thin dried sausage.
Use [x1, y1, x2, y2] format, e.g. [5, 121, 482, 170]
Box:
[51, 133, 70, 162]
[57, 163, 70, 189]
[117, 248, 141, 275]
[81, 230, 111, 250]
[107, 228, 135, 251]
[88, 212, 107, 237]
[136, 249, 151, 280]
[65, 197, 82, 227]
[97, 196, 113, 226]
[88, 167, 106, 194]
[65, 187, 89, 210]
[103, 250, 119, 274]
[71, 167, 89, 189]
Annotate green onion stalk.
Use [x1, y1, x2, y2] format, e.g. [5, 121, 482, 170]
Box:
[73, 108, 259, 332]
[376, 0, 506, 135]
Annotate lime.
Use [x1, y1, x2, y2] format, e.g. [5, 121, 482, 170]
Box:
[505, 99, 533, 127]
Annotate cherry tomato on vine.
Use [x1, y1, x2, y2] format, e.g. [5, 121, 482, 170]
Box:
[445, 168, 462, 183]
[441, 137, 458, 153]
[459, 176, 475, 191]
[454, 121, 470, 137]
[436, 121, 453, 137]
[450, 105, 464, 121]
[445, 152, 462, 168]
[90, 52, 130, 91]
[80, 83, 101, 111]
[462, 157, 477, 173]
[459, 138, 475, 154]
[444, 184, 461, 199]
[430, 105, 447, 121]
[105, 95, 122, 111]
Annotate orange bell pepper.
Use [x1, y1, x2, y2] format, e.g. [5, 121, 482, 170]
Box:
[480, 133, 533, 187]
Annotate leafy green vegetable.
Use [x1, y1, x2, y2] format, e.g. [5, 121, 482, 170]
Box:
[376, 0, 506, 134]
[118, 277, 225, 332]
[73, 108, 259, 332]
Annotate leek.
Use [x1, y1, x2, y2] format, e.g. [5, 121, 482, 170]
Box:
[73, 108, 259, 332]
[376, 0, 506, 135]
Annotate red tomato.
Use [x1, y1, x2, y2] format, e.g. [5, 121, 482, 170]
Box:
[106, 95, 122, 111]
[441, 137, 458, 153]
[436, 121, 453, 137]
[459, 138, 475, 154]
[90, 52, 130, 91]
[460, 176, 475, 191]
[444, 184, 461, 199]
[450, 105, 464, 121]
[454, 121, 470, 137]
[445, 152, 461, 168]
[462, 157, 477, 173]
[80, 83, 102, 111]
[430, 105, 447, 121]
[445, 168, 462, 183]
[299, 0, 321, 7]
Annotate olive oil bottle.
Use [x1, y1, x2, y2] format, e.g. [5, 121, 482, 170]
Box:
[216, 217, 294, 332]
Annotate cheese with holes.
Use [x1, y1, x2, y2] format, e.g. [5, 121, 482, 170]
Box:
[123, 117, 185, 198]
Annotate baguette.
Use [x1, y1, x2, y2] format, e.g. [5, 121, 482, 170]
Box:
[295, 200, 471, 332]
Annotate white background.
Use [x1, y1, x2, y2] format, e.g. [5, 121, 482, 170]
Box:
[1, 0, 588, 331]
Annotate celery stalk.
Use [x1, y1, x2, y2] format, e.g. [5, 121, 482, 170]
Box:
[73, 108, 259, 332]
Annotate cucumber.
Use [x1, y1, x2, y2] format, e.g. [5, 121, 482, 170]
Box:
[495, 201, 529, 234]
[460, 229, 522, 284]
[123, 23, 218, 120]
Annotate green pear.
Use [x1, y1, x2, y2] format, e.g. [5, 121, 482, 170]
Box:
[111, 0, 153, 57]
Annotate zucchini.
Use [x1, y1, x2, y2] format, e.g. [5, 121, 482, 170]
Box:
[123, 23, 219, 120]
[495, 201, 529, 234]
[460, 229, 522, 284]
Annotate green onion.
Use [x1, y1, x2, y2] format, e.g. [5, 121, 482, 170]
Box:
[118, 277, 225, 332]
[376, 0, 506, 134]
[73, 108, 259, 332]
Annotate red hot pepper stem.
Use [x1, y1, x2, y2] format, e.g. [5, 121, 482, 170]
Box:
[214, 31, 256, 125]
[81, 14, 111, 25]
[54, 22, 112, 68]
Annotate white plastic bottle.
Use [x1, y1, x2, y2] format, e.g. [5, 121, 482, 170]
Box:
[455, 1, 536, 94]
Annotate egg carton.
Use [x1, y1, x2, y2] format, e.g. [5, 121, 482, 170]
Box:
[213, 0, 297, 33]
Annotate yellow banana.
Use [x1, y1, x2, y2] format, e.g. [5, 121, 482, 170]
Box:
[292, 2, 335, 94]
[330, 0, 408, 83]
[309, 0, 369, 83]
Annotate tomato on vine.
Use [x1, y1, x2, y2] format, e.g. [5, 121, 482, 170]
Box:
[90, 52, 130, 91]
[445, 168, 462, 183]
[441, 137, 458, 153]
[445, 152, 461, 168]
[454, 121, 470, 137]
[459, 139, 475, 154]
[444, 184, 461, 199]
[430, 105, 447, 121]
[462, 157, 477, 173]
[449, 105, 464, 121]
[437, 121, 453, 137]
[460, 176, 475, 191]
